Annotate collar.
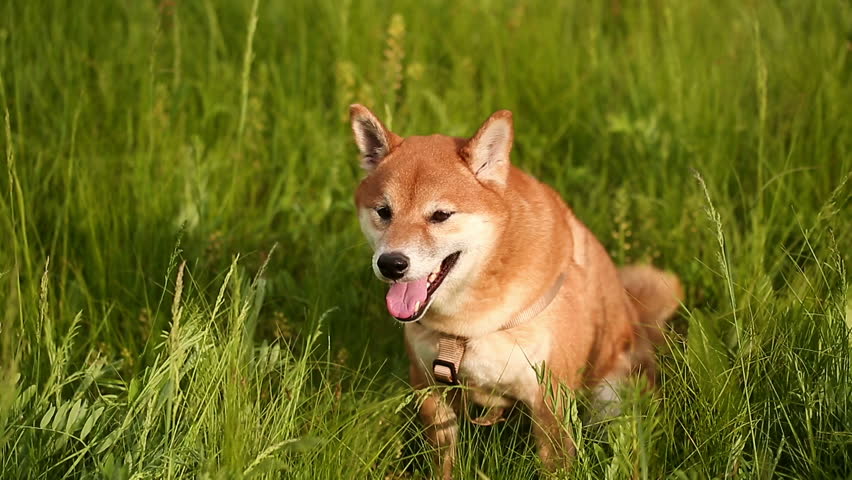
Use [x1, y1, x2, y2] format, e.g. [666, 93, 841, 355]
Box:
[431, 273, 566, 385]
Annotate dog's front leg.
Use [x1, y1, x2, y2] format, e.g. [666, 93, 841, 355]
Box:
[530, 394, 576, 471]
[419, 390, 459, 480]
[406, 333, 459, 478]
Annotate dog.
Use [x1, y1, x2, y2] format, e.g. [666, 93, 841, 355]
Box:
[350, 104, 683, 478]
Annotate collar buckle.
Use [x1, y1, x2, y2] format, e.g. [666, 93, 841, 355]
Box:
[432, 358, 459, 385]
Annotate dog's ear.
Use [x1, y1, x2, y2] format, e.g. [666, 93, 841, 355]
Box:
[461, 110, 513, 186]
[350, 104, 401, 171]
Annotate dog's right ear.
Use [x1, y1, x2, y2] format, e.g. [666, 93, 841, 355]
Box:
[349, 104, 401, 171]
[461, 110, 513, 187]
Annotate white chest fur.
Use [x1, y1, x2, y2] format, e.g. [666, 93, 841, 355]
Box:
[405, 322, 551, 407]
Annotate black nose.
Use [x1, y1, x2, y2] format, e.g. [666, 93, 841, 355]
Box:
[377, 252, 409, 280]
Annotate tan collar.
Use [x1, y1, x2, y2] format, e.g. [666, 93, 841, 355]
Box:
[432, 273, 566, 385]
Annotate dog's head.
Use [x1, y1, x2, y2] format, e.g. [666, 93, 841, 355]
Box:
[350, 104, 515, 322]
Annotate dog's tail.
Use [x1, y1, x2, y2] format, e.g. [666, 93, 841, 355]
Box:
[618, 265, 684, 346]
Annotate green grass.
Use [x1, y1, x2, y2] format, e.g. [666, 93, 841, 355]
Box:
[1, 0, 850, 478]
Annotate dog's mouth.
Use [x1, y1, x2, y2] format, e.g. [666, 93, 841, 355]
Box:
[385, 252, 461, 322]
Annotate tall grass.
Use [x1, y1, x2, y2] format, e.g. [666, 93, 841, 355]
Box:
[0, 0, 850, 478]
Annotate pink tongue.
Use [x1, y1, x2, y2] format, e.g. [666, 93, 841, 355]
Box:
[386, 278, 429, 319]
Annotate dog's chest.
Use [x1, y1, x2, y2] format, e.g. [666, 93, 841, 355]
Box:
[405, 323, 550, 406]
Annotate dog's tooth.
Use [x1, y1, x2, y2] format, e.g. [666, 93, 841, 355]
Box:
[414, 301, 421, 311]
[428, 273, 437, 283]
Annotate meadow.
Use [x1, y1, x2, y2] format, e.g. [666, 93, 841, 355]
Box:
[0, 0, 850, 478]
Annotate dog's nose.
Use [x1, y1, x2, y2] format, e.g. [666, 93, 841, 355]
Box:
[377, 252, 409, 280]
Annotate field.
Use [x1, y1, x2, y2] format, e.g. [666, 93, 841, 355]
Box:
[1, 0, 850, 478]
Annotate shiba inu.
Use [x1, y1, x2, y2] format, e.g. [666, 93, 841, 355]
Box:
[350, 104, 683, 478]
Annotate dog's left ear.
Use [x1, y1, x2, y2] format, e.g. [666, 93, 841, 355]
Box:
[461, 110, 513, 187]
[350, 104, 401, 171]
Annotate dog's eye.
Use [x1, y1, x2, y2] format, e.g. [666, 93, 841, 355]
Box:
[430, 210, 454, 223]
[376, 206, 392, 221]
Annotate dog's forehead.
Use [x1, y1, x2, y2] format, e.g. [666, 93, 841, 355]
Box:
[393, 134, 466, 163]
[356, 134, 478, 207]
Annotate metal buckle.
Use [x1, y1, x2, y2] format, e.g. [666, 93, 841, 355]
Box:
[432, 358, 459, 385]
